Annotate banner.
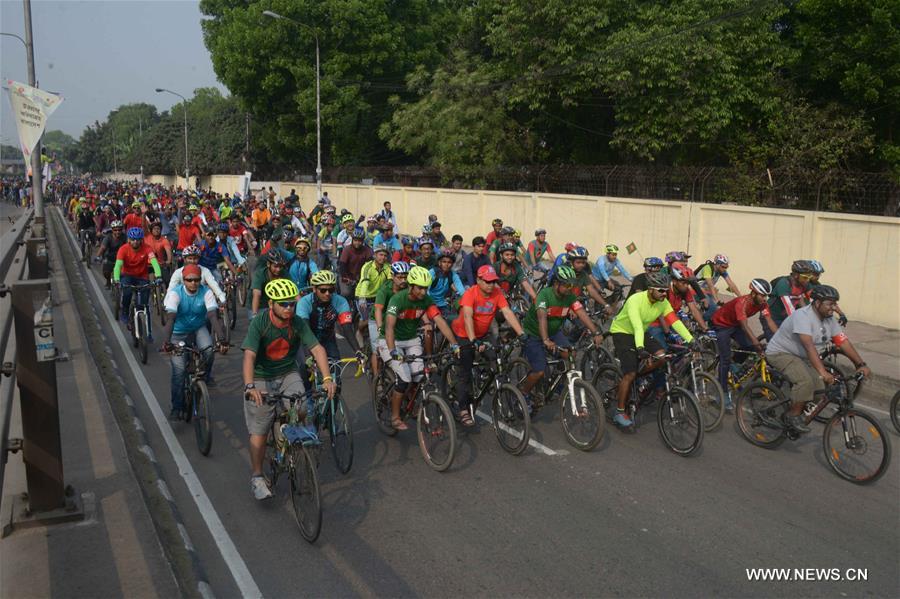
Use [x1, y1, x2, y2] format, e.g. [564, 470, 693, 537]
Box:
[3, 80, 64, 159]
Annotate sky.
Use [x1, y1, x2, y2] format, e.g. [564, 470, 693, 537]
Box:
[1, 0, 226, 146]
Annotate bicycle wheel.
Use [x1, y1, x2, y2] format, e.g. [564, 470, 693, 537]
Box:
[891, 390, 900, 435]
[491, 383, 531, 455]
[192, 380, 212, 456]
[137, 312, 148, 364]
[823, 409, 891, 484]
[241, 271, 251, 306]
[156, 288, 167, 326]
[690, 371, 726, 432]
[735, 382, 788, 448]
[417, 392, 456, 472]
[371, 370, 397, 437]
[506, 357, 531, 386]
[657, 386, 703, 456]
[560, 379, 605, 451]
[289, 444, 322, 543]
[579, 345, 615, 382]
[220, 310, 231, 345]
[329, 395, 353, 474]
[228, 290, 238, 330]
[811, 363, 851, 423]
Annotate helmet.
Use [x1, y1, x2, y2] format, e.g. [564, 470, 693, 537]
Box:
[791, 259, 814, 275]
[217, 222, 229, 232]
[265, 250, 286, 265]
[605, 244, 619, 254]
[422, 224, 432, 234]
[391, 261, 411, 274]
[439, 248, 456, 261]
[131, 201, 142, 208]
[181, 213, 192, 222]
[401, 236, 414, 246]
[324, 205, 336, 213]
[567, 246, 589, 260]
[564, 242, 577, 253]
[645, 271, 672, 289]
[181, 245, 201, 257]
[294, 236, 311, 248]
[188, 204, 199, 211]
[809, 260, 825, 274]
[643, 257, 664, 269]
[492, 218, 503, 226]
[556, 265, 577, 283]
[126, 227, 144, 240]
[366, 216, 377, 223]
[513, 229, 521, 238]
[341, 214, 355, 224]
[749, 278, 772, 296]
[665, 250, 689, 264]
[714, 253, 729, 265]
[407, 266, 433, 288]
[417, 236, 433, 248]
[265, 278, 299, 301]
[498, 242, 517, 255]
[535, 228, 546, 236]
[500, 226, 515, 236]
[670, 264, 695, 281]
[810, 285, 840, 302]
[310, 270, 338, 287]
[110, 220, 124, 229]
[351, 228, 366, 240]
[373, 243, 389, 255]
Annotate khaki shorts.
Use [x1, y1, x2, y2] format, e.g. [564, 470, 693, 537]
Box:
[243, 371, 305, 436]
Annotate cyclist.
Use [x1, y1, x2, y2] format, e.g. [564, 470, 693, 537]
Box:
[227, 213, 256, 269]
[647, 265, 708, 348]
[354, 244, 392, 340]
[525, 228, 554, 268]
[287, 237, 319, 289]
[335, 213, 359, 254]
[380, 266, 459, 431]
[711, 278, 777, 410]
[176, 212, 202, 253]
[485, 218, 504, 246]
[450, 235, 465, 273]
[338, 229, 373, 299]
[429, 221, 448, 248]
[496, 242, 537, 302]
[123, 201, 144, 231]
[451, 265, 527, 427]
[373, 222, 402, 253]
[242, 278, 336, 500]
[764, 260, 815, 339]
[461, 236, 491, 286]
[75, 199, 97, 255]
[428, 249, 467, 319]
[609, 271, 695, 429]
[145, 221, 174, 283]
[488, 226, 517, 262]
[552, 246, 613, 316]
[370, 261, 410, 375]
[415, 237, 437, 270]
[518, 265, 605, 412]
[316, 215, 337, 269]
[765, 285, 870, 433]
[197, 226, 237, 284]
[159, 264, 227, 419]
[249, 201, 272, 248]
[392, 236, 417, 265]
[364, 216, 379, 246]
[167, 245, 227, 305]
[627, 257, 664, 298]
[695, 254, 741, 321]
[113, 228, 163, 337]
[592, 244, 633, 292]
[251, 251, 289, 318]
[805, 260, 848, 326]
[97, 220, 127, 289]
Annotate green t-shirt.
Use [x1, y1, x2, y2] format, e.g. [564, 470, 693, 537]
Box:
[383, 288, 441, 341]
[496, 261, 526, 295]
[241, 310, 320, 378]
[416, 254, 437, 271]
[371, 280, 396, 322]
[251, 267, 274, 295]
[523, 287, 582, 338]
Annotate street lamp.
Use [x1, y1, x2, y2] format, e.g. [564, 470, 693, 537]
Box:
[262, 10, 322, 202]
[155, 87, 190, 189]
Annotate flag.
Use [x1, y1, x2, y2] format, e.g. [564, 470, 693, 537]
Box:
[3, 80, 64, 159]
[626, 242, 637, 255]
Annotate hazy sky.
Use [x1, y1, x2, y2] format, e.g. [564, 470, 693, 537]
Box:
[1, 0, 225, 146]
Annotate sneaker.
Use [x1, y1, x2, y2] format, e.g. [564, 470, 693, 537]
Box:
[724, 391, 735, 414]
[785, 414, 810, 433]
[250, 475, 273, 500]
[613, 411, 634, 428]
[300, 423, 320, 446]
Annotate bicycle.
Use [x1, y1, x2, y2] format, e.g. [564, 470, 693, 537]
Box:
[507, 343, 606, 451]
[219, 266, 241, 332]
[305, 356, 365, 474]
[890, 390, 900, 434]
[735, 372, 890, 484]
[150, 277, 167, 326]
[119, 281, 155, 365]
[440, 340, 531, 455]
[591, 347, 704, 456]
[79, 228, 95, 269]
[166, 342, 213, 455]
[371, 351, 457, 471]
[254, 391, 324, 543]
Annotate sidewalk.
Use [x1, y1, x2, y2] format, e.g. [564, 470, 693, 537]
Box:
[842, 320, 899, 400]
[1, 220, 179, 597]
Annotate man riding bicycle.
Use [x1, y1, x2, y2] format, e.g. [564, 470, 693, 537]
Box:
[251, 251, 289, 318]
[338, 229, 373, 300]
[369, 261, 411, 375]
[496, 242, 536, 303]
[764, 259, 815, 339]
[592, 244, 633, 292]
[96, 219, 126, 290]
[114, 227, 163, 338]
[428, 249, 467, 319]
[695, 254, 741, 321]
[627, 257, 664, 298]
[355, 244, 392, 334]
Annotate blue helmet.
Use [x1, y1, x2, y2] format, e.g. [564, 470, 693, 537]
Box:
[643, 256, 664, 269]
[217, 222, 230, 232]
[391, 261, 411, 274]
[126, 227, 144, 240]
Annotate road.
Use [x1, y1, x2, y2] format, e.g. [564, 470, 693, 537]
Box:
[52, 209, 899, 598]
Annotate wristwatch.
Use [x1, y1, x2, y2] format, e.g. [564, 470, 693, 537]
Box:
[244, 383, 255, 391]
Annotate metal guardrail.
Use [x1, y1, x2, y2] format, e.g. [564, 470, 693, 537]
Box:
[0, 208, 35, 497]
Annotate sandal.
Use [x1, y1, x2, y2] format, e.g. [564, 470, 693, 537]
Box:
[391, 417, 409, 431]
[460, 411, 476, 428]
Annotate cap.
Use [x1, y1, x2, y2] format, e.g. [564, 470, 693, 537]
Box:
[477, 265, 499, 282]
[183, 265, 201, 278]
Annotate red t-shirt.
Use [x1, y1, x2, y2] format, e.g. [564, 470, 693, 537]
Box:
[485, 231, 500, 247]
[177, 224, 200, 250]
[229, 224, 248, 252]
[145, 235, 171, 262]
[451, 285, 509, 339]
[712, 294, 770, 329]
[123, 213, 143, 231]
[116, 243, 157, 277]
[666, 286, 696, 312]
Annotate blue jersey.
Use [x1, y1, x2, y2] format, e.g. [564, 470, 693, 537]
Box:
[289, 256, 319, 289]
[166, 284, 216, 335]
[297, 292, 353, 341]
[592, 257, 632, 282]
[197, 240, 230, 271]
[428, 268, 466, 308]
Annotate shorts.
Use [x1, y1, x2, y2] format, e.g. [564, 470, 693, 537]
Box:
[522, 330, 571, 374]
[612, 332, 663, 375]
[367, 319, 380, 352]
[377, 338, 424, 384]
[243, 371, 305, 436]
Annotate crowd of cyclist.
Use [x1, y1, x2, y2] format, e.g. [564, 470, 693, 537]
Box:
[57, 176, 872, 500]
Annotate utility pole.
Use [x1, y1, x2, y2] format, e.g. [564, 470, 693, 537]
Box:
[23, 0, 44, 228]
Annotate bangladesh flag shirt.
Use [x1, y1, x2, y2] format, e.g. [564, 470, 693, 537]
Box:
[383, 288, 441, 341]
[242, 309, 320, 378]
[523, 287, 582, 338]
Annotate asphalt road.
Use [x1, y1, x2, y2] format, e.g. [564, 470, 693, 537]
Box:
[55, 212, 899, 598]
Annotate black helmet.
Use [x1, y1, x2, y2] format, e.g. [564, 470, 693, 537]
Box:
[791, 259, 814, 275]
[645, 271, 671, 289]
[265, 250, 286, 265]
[498, 242, 517, 255]
[810, 285, 840, 302]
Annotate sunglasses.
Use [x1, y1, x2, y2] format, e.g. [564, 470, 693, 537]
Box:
[480, 279, 497, 285]
[316, 287, 335, 294]
[650, 287, 668, 293]
[277, 301, 297, 309]
[184, 277, 201, 283]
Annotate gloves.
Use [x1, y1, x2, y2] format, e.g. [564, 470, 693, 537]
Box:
[838, 314, 848, 327]
[355, 349, 367, 363]
[390, 349, 403, 362]
[637, 349, 652, 361]
[517, 334, 528, 345]
[450, 343, 461, 358]
[473, 339, 486, 352]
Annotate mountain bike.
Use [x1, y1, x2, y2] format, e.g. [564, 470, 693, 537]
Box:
[735, 372, 890, 484]
[167, 342, 213, 455]
[371, 351, 457, 471]
[440, 340, 531, 455]
[669, 340, 726, 431]
[150, 277, 167, 326]
[119, 281, 155, 365]
[79, 228, 95, 269]
[507, 343, 606, 451]
[219, 267, 241, 332]
[890, 390, 900, 435]
[305, 356, 365, 474]
[591, 346, 704, 456]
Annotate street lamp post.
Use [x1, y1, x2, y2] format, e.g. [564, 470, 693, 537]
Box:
[262, 10, 322, 202]
[155, 87, 190, 189]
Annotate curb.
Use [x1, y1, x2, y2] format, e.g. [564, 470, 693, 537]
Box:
[48, 208, 214, 599]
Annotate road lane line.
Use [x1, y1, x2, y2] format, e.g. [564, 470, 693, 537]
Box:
[474, 409, 561, 455]
[60, 213, 263, 598]
[102, 490, 157, 598]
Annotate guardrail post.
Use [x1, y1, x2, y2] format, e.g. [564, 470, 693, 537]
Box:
[25, 237, 48, 280]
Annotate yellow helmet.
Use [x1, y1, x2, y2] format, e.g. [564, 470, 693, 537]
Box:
[407, 266, 433, 288]
[264, 278, 299, 301]
[310, 270, 337, 287]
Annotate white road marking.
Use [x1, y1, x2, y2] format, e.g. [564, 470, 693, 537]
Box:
[474, 409, 562, 456]
[59, 212, 263, 598]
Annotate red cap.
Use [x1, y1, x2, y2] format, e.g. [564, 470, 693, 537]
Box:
[183, 265, 201, 278]
[477, 265, 499, 282]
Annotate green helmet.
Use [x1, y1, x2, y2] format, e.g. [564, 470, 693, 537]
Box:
[407, 266, 433, 288]
[556, 265, 577, 283]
